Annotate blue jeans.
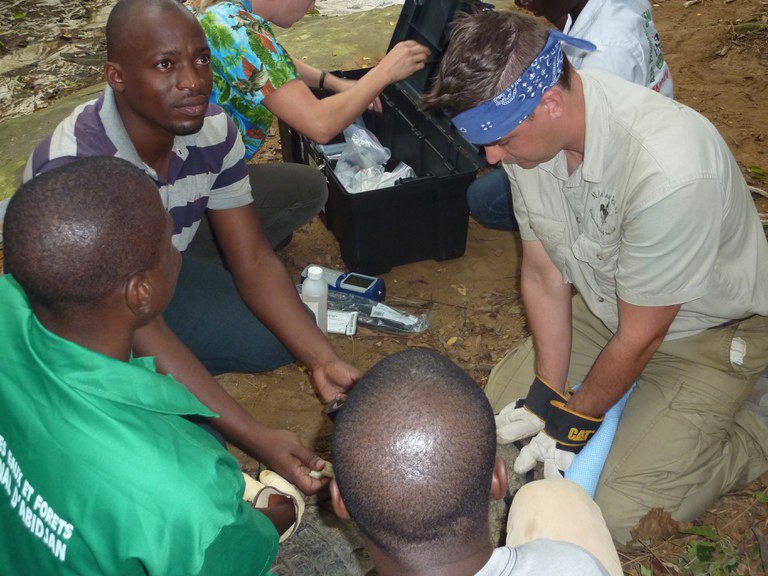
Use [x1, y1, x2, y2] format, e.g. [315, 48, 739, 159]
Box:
[466, 167, 519, 231]
[163, 256, 294, 375]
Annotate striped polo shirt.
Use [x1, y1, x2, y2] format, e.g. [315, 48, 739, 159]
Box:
[23, 86, 252, 252]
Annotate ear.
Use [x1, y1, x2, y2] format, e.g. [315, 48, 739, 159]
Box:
[329, 480, 351, 520]
[125, 272, 153, 319]
[540, 88, 564, 120]
[105, 61, 125, 93]
[490, 456, 508, 501]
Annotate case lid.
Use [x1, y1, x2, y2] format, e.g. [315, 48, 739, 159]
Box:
[387, 0, 494, 99]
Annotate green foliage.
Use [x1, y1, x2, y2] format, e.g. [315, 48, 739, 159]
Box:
[677, 526, 742, 575]
[754, 487, 768, 505]
[747, 165, 766, 180]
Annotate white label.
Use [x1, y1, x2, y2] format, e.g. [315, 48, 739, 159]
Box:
[370, 303, 418, 326]
[730, 337, 747, 366]
[328, 311, 358, 335]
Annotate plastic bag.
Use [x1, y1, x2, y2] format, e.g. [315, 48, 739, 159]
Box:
[333, 124, 416, 193]
[326, 290, 430, 334]
[375, 161, 416, 189]
[337, 123, 390, 170]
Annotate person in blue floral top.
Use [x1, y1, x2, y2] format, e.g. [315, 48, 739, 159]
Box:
[187, 0, 430, 250]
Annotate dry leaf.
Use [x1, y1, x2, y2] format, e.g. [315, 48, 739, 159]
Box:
[630, 508, 689, 541]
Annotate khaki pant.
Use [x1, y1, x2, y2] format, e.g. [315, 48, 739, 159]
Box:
[508, 479, 623, 576]
[487, 295, 768, 544]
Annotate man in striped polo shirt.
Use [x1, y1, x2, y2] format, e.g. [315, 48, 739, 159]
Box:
[23, 0, 357, 494]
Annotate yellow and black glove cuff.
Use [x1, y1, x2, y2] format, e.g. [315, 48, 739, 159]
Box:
[518, 376, 571, 422]
[544, 400, 603, 454]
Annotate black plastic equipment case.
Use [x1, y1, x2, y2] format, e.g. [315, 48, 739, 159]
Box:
[279, 0, 489, 275]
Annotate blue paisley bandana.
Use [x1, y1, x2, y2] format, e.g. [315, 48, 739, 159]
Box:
[451, 30, 595, 145]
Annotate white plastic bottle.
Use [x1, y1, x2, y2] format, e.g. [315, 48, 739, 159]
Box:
[301, 265, 328, 334]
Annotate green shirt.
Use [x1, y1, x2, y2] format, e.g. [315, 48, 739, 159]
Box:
[0, 275, 279, 575]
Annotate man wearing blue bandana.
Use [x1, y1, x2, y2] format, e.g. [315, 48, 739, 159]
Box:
[423, 11, 768, 543]
[466, 0, 673, 231]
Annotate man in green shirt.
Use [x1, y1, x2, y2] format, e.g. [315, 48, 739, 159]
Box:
[0, 157, 297, 574]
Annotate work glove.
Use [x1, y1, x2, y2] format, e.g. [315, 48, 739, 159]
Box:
[242, 470, 306, 542]
[514, 401, 603, 479]
[495, 376, 570, 444]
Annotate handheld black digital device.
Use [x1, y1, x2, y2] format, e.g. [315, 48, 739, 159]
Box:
[301, 266, 386, 301]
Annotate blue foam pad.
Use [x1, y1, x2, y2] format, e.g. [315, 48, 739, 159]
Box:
[565, 384, 635, 498]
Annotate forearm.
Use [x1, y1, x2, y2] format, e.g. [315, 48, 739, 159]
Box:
[268, 40, 428, 143]
[133, 316, 283, 457]
[293, 60, 324, 89]
[283, 66, 393, 143]
[567, 335, 653, 417]
[229, 251, 338, 371]
[293, 60, 348, 93]
[520, 264, 572, 392]
[567, 300, 679, 417]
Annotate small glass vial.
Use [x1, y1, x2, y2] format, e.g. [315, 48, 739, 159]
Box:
[301, 265, 328, 334]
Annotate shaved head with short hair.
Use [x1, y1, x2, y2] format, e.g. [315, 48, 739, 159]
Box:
[332, 349, 496, 563]
[106, 0, 193, 61]
[4, 156, 166, 310]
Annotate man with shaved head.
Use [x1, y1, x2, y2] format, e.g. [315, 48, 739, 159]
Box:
[330, 349, 622, 576]
[1, 156, 300, 574]
[24, 0, 359, 493]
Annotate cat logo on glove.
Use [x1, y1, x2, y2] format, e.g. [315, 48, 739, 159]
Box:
[568, 428, 596, 443]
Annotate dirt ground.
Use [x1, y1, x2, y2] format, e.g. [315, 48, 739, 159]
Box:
[2, 0, 768, 573]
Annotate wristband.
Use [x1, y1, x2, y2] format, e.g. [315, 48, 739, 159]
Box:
[319, 69, 328, 90]
[517, 376, 570, 422]
[544, 400, 603, 453]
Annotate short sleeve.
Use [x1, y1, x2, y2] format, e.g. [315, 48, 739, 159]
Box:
[617, 179, 721, 306]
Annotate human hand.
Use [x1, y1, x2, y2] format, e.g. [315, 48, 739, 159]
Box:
[308, 357, 361, 404]
[495, 376, 569, 444]
[259, 428, 331, 495]
[368, 95, 383, 113]
[496, 402, 545, 444]
[513, 431, 575, 479]
[513, 401, 603, 478]
[377, 40, 431, 84]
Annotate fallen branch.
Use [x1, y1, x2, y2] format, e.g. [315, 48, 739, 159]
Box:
[733, 22, 768, 33]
